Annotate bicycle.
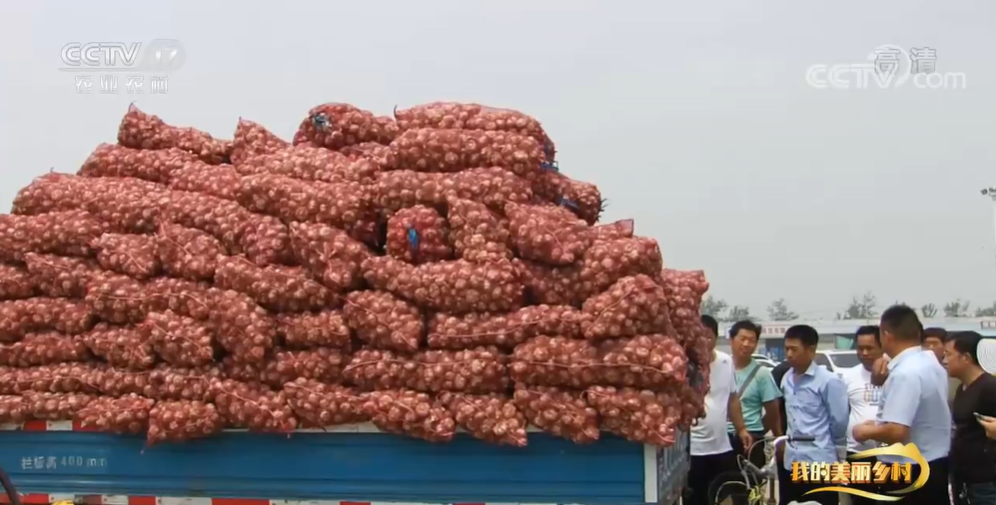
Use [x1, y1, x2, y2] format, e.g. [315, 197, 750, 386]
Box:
[706, 434, 817, 505]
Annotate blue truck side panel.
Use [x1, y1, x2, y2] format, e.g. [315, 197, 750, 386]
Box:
[0, 431, 647, 504]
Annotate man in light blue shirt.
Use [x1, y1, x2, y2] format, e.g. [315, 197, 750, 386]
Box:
[853, 305, 951, 505]
[778, 324, 848, 505]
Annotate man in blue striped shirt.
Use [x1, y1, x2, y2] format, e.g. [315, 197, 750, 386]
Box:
[778, 324, 848, 505]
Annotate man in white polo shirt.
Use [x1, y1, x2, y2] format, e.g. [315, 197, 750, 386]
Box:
[839, 325, 884, 505]
[853, 305, 951, 505]
[686, 315, 751, 505]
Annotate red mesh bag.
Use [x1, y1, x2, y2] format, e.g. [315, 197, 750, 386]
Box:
[527, 172, 603, 225]
[427, 304, 582, 350]
[390, 129, 543, 177]
[510, 336, 598, 388]
[230, 118, 290, 165]
[118, 104, 232, 165]
[0, 298, 96, 343]
[394, 102, 554, 157]
[343, 291, 424, 353]
[238, 214, 293, 266]
[93, 233, 161, 279]
[140, 311, 215, 367]
[586, 386, 680, 446]
[236, 174, 377, 245]
[82, 323, 156, 370]
[596, 335, 688, 389]
[293, 103, 398, 149]
[437, 392, 528, 447]
[362, 257, 524, 314]
[343, 348, 417, 391]
[288, 222, 371, 293]
[79, 143, 197, 183]
[144, 277, 215, 321]
[80, 365, 151, 397]
[372, 168, 533, 214]
[13, 363, 97, 394]
[215, 256, 337, 312]
[505, 202, 591, 266]
[82, 188, 169, 234]
[580, 275, 668, 341]
[513, 259, 586, 307]
[0, 395, 30, 424]
[12, 173, 163, 216]
[340, 142, 397, 170]
[76, 394, 155, 435]
[660, 269, 710, 340]
[220, 355, 261, 383]
[235, 146, 379, 184]
[206, 289, 275, 364]
[23, 253, 98, 299]
[360, 389, 455, 443]
[155, 224, 226, 281]
[0, 263, 37, 300]
[84, 274, 149, 324]
[675, 383, 706, 429]
[411, 347, 508, 393]
[283, 379, 367, 428]
[160, 191, 251, 252]
[446, 197, 512, 263]
[210, 379, 297, 432]
[24, 391, 96, 420]
[579, 237, 663, 294]
[512, 384, 599, 444]
[147, 400, 225, 445]
[146, 365, 220, 402]
[276, 310, 351, 349]
[386, 206, 452, 264]
[167, 162, 242, 201]
[0, 210, 105, 262]
[261, 348, 349, 388]
[592, 219, 634, 241]
[0, 332, 91, 367]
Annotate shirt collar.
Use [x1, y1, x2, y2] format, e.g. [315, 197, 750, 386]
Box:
[886, 345, 921, 371]
[802, 360, 819, 376]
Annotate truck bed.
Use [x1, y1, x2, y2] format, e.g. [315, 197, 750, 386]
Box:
[0, 423, 688, 505]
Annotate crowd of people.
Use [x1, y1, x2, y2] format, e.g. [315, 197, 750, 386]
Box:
[685, 305, 996, 505]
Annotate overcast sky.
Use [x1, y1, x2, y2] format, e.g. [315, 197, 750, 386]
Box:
[1, 1, 993, 320]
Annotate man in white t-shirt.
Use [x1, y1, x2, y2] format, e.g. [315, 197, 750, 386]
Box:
[686, 315, 752, 505]
[839, 325, 884, 505]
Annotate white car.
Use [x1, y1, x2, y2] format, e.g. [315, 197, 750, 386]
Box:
[814, 350, 860, 375]
[751, 353, 777, 368]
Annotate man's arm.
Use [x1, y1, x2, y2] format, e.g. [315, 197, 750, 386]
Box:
[728, 393, 748, 433]
[824, 375, 849, 442]
[758, 370, 783, 436]
[858, 375, 918, 444]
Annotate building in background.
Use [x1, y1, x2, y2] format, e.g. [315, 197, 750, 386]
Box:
[714, 318, 996, 360]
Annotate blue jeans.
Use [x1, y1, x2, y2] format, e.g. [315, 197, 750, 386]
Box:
[955, 481, 996, 505]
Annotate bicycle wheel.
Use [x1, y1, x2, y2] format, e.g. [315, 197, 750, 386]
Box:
[706, 471, 755, 505]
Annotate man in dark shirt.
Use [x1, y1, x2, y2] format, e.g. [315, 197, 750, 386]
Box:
[945, 331, 996, 505]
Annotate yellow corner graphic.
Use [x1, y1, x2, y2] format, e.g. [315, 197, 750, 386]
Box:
[803, 443, 928, 502]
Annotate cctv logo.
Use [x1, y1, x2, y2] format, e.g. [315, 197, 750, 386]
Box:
[139, 39, 186, 73]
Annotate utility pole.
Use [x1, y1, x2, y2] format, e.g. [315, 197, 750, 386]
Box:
[981, 187, 996, 272]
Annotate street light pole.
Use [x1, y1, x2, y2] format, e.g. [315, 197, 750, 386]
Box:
[981, 187, 996, 272]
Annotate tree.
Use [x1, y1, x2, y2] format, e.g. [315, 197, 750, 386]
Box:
[920, 303, 938, 318]
[700, 296, 728, 318]
[943, 299, 971, 318]
[767, 298, 799, 321]
[726, 305, 752, 322]
[976, 302, 996, 317]
[841, 292, 878, 320]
